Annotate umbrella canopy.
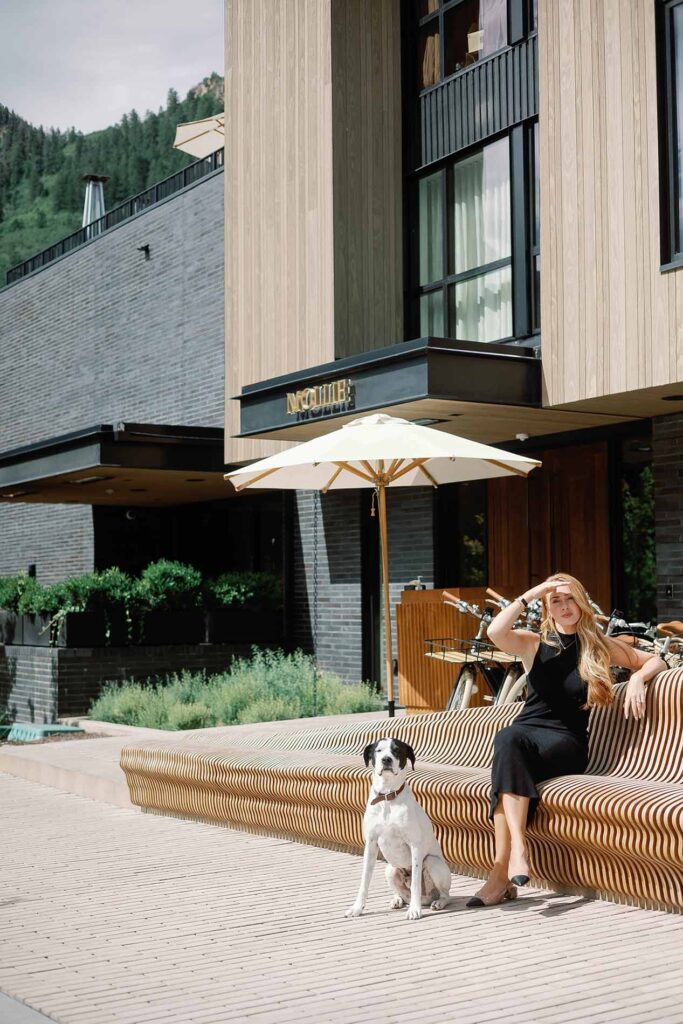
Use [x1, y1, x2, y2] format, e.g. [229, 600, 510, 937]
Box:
[173, 114, 225, 158]
[225, 414, 541, 715]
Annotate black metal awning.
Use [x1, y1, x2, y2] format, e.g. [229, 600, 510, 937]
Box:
[0, 423, 230, 505]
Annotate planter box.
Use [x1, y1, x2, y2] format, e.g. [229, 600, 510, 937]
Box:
[19, 610, 128, 648]
[206, 607, 283, 644]
[0, 610, 22, 645]
[139, 609, 205, 646]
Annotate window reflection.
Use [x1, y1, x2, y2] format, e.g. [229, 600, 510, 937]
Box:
[450, 136, 511, 275]
[450, 266, 512, 343]
[419, 172, 444, 284]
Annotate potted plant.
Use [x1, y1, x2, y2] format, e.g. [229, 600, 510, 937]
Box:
[204, 571, 283, 643]
[136, 559, 205, 645]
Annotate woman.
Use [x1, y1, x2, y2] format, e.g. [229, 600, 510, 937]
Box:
[467, 573, 667, 908]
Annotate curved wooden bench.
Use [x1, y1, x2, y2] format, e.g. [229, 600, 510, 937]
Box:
[120, 668, 683, 913]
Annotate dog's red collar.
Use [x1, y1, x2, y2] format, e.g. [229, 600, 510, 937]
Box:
[370, 782, 406, 806]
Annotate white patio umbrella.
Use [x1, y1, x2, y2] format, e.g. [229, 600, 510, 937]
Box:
[225, 413, 541, 716]
[173, 114, 225, 158]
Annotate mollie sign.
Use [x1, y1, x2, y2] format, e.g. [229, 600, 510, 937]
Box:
[286, 378, 354, 416]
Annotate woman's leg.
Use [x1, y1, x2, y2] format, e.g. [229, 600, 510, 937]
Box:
[473, 799, 513, 901]
[501, 792, 530, 878]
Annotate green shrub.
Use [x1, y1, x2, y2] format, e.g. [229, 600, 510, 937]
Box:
[136, 559, 203, 611]
[207, 571, 282, 610]
[167, 702, 216, 730]
[88, 649, 382, 729]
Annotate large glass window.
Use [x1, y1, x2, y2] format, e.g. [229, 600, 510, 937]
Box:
[531, 120, 540, 331]
[418, 0, 508, 91]
[658, 0, 683, 263]
[418, 136, 512, 342]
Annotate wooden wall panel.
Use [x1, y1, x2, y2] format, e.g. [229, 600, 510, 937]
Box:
[331, 0, 403, 358]
[487, 477, 529, 597]
[487, 442, 612, 612]
[397, 588, 490, 712]
[539, 0, 683, 408]
[224, 0, 336, 463]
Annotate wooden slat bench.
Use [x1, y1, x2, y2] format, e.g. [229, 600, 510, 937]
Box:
[120, 669, 683, 913]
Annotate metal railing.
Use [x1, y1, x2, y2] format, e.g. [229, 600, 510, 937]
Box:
[5, 148, 224, 286]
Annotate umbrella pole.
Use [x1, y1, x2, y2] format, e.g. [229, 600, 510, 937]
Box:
[377, 482, 395, 718]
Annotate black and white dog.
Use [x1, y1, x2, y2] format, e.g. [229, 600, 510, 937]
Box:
[345, 737, 451, 920]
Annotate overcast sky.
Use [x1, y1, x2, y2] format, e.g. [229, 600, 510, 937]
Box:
[0, 0, 224, 134]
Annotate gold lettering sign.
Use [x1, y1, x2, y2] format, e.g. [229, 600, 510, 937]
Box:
[285, 379, 354, 416]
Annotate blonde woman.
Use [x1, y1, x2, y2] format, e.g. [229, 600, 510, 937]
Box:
[466, 573, 667, 908]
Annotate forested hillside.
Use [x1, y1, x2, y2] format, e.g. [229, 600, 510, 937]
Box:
[0, 73, 223, 284]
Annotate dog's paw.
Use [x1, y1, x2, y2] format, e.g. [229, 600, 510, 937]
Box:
[390, 895, 405, 910]
[345, 902, 365, 918]
[405, 905, 422, 921]
[430, 896, 450, 911]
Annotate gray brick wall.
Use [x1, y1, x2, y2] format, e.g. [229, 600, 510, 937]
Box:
[653, 413, 683, 619]
[0, 170, 224, 582]
[386, 488, 435, 668]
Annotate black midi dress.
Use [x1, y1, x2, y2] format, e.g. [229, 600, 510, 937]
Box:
[489, 634, 590, 824]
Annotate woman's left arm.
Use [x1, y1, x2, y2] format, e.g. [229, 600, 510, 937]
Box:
[605, 638, 668, 721]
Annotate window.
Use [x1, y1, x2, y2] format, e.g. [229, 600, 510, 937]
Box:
[658, 0, 683, 263]
[531, 120, 540, 331]
[417, 136, 513, 343]
[418, 0, 508, 91]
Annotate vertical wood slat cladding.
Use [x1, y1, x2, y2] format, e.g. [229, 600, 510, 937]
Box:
[397, 588, 490, 712]
[224, 0, 335, 464]
[224, 1, 403, 463]
[487, 442, 611, 611]
[418, 36, 538, 168]
[331, 0, 403, 360]
[540, 0, 683, 407]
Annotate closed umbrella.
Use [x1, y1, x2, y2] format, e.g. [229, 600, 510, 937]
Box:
[225, 413, 541, 716]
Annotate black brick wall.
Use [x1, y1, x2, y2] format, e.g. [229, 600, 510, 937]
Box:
[290, 487, 434, 691]
[0, 170, 224, 583]
[0, 642, 249, 723]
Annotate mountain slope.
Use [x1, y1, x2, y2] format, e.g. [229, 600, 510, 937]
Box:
[0, 73, 223, 285]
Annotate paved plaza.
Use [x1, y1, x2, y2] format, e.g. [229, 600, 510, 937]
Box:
[2, 768, 683, 1024]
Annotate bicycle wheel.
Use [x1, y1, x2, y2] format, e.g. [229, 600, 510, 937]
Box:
[495, 663, 523, 705]
[447, 665, 477, 711]
[504, 671, 528, 704]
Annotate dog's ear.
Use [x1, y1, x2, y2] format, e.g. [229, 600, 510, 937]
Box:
[393, 739, 416, 770]
[363, 741, 378, 768]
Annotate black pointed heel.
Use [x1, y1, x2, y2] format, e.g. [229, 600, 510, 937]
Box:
[466, 883, 517, 908]
[510, 874, 529, 886]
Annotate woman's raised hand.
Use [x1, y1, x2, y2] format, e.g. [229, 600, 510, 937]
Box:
[522, 579, 561, 603]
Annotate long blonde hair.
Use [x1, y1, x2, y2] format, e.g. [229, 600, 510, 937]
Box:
[540, 572, 624, 708]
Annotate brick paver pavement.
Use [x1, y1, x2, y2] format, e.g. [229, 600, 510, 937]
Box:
[2, 772, 683, 1024]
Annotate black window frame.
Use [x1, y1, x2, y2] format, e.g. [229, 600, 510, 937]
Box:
[658, 0, 683, 269]
[529, 119, 540, 334]
[417, 0, 513, 93]
[412, 124, 539, 346]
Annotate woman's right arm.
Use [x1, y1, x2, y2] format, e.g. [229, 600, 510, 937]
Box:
[487, 581, 557, 662]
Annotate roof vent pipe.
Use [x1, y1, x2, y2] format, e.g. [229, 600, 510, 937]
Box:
[81, 174, 108, 236]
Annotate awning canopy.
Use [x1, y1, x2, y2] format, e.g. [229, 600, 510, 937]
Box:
[234, 337, 635, 446]
[0, 423, 232, 506]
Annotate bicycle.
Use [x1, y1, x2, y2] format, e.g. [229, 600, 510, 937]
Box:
[424, 592, 521, 711]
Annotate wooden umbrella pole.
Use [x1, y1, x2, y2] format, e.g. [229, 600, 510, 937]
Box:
[377, 482, 395, 718]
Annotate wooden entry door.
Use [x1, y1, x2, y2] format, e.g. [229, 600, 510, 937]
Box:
[487, 442, 611, 611]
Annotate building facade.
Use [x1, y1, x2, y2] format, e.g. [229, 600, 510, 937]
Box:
[223, 0, 683, 684]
